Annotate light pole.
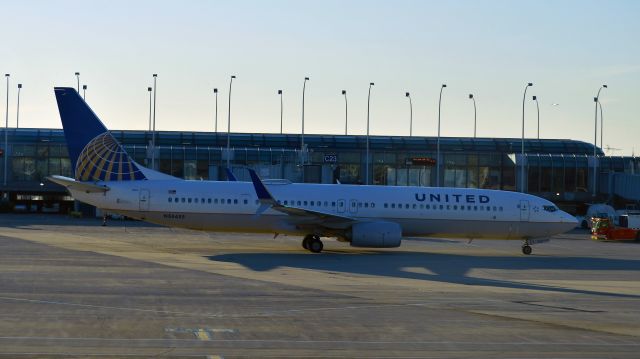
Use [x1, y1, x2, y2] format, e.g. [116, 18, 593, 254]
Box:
[3, 74, 9, 187]
[520, 82, 533, 193]
[366, 82, 374, 185]
[82, 85, 87, 100]
[16, 84, 22, 128]
[75, 72, 80, 93]
[532, 95, 539, 139]
[593, 84, 607, 197]
[147, 87, 152, 132]
[469, 94, 476, 138]
[599, 101, 604, 150]
[342, 90, 348, 135]
[213, 88, 218, 132]
[151, 74, 157, 170]
[278, 89, 283, 134]
[301, 77, 309, 163]
[436, 84, 446, 187]
[406, 92, 413, 136]
[226, 75, 236, 168]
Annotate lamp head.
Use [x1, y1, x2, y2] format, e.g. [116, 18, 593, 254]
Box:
[75, 72, 79, 76]
[278, 89, 282, 94]
[442, 84, 447, 88]
[405, 92, 410, 97]
[231, 75, 236, 79]
[18, 84, 22, 89]
[594, 97, 598, 102]
[5, 74, 9, 77]
[82, 85, 87, 90]
[532, 95, 537, 100]
[468, 94, 473, 99]
[213, 88, 217, 93]
[603, 84, 608, 88]
[152, 74, 157, 77]
[305, 77, 309, 81]
[370, 82, 374, 86]
[148, 87, 152, 91]
[342, 90, 346, 95]
[527, 82, 533, 86]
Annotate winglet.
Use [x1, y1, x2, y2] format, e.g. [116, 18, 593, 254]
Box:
[225, 168, 238, 181]
[248, 169, 275, 203]
[248, 169, 278, 215]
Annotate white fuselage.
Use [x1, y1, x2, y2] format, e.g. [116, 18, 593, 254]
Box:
[70, 179, 577, 240]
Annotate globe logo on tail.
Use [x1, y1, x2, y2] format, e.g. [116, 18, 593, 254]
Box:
[75, 132, 146, 181]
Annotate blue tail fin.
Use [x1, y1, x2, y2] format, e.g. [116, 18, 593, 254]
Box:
[54, 87, 146, 181]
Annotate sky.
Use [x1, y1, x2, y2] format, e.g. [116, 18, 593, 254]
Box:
[1, 0, 639, 155]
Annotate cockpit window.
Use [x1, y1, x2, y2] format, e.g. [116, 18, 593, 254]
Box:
[543, 205, 558, 212]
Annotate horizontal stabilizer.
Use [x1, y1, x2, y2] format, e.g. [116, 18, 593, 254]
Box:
[47, 175, 110, 193]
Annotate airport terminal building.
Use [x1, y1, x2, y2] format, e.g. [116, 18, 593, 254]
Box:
[1, 127, 639, 214]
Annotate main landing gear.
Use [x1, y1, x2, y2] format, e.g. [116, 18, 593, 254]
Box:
[302, 234, 324, 253]
[522, 239, 532, 255]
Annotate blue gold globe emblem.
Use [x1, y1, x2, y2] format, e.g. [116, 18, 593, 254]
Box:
[75, 132, 146, 181]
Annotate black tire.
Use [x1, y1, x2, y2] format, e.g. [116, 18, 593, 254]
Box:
[635, 231, 640, 242]
[522, 245, 532, 255]
[302, 235, 313, 250]
[309, 238, 324, 253]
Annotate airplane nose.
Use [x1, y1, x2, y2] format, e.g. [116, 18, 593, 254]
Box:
[559, 211, 578, 229]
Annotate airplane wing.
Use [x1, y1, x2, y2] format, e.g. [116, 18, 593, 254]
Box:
[248, 169, 356, 228]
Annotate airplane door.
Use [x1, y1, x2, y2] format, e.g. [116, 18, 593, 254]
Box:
[337, 199, 346, 213]
[139, 189, 150, 211]
[349, 199, 358, 214]
[519, 200, 530, 221]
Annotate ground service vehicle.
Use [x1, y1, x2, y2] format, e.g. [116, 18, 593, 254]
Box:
[591, 217, 640, 241]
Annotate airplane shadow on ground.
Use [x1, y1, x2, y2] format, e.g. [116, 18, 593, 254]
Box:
[206, 250, 640, 299]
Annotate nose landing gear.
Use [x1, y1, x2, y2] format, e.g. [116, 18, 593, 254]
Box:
[302, 234, 324, 253]
[522, 239, 532, 255]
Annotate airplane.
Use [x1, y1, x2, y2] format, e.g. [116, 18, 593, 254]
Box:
[48, 87, 577, 255]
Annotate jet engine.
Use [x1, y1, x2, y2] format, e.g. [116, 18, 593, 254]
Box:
[349, 221, 402, 248]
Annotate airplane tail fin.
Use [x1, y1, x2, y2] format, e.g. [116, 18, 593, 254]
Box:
[54, 87, 147, 181]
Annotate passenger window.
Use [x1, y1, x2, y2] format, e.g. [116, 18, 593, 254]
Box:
[453, 205, 457, 210]
[499, 207, 503, 211]
[420, 204, 424, 209]
[426, 204, 430, 209]
[371, 203, 375, 208]
[284, 200, 288, 205]
[244, 199, 248, 204]
[412, 204, 417, 209]
[297, 201, 301, 206]
[227, 199, 231, 204]
[168, 198, 172, 202]
[234, 199, 238, 204]
[332, 202, 336, 207]
[188, 198, 192, 203]
[440, 205, 444, 210]
[358, 202, 363, 207]
[474, 206, 478, 211]
[304, 201, 308, 206]
[214, 199, 218, 204]
[364, 203, 369, 208]
[384, 203, 388, 208]
[324, 201, 328, 207]
[352, 202, 356, 207]
[493, 206, 497, 211]
[208, 198, 212, 204]
[181, 198, 185, 203]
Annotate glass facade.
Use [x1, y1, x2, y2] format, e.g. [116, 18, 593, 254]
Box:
[1, 127, 639, 213]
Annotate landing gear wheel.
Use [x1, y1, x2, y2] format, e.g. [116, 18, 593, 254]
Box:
[302, 235, 313, 250]
[522, 245, 532, 255]
[308, 236, 324, 253]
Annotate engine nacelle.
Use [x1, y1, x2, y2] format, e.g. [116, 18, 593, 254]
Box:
[350, 221, 402, 248]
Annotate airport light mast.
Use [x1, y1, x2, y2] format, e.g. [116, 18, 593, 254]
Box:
[521, 82, 533, 193]
[436, 84, 446, 187]
[226, 75, 236, 169]
[593, 84, 607, 197]
[406, 92, 413, 137]
[342, 90, 348, 135]
[3, 74, 9, 187]
[366, 82, 374, 185]
[469, 94, 476, 138]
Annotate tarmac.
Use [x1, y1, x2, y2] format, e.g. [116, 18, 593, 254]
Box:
[0, 213, 639, 358]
